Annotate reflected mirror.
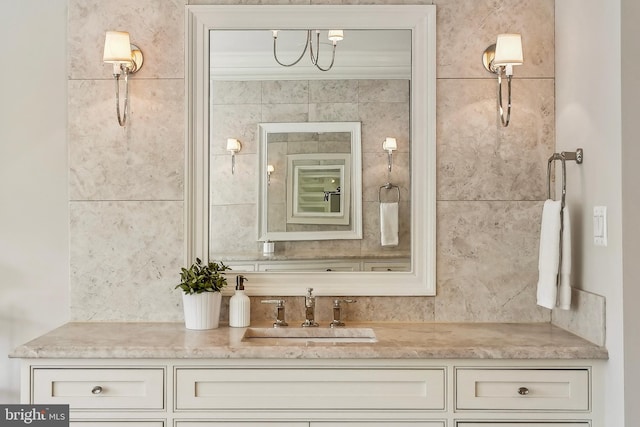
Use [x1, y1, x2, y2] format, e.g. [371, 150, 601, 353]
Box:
[186, 5, 436, 295]
[258, 122, 362, 242]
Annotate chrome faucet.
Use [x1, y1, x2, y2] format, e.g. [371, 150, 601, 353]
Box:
[301, 288, 319, 327]
[261, 299, 288, 328]
[330, 299, 357, 328]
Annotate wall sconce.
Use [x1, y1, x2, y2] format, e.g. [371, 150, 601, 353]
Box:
[267, 164, 275, 185]
[272, 29, 344, 71]
[382, 137, 397, 173]
[103, 31, 144, 127]
[226, 138, 242, 174]
[482, 33, 523, 127]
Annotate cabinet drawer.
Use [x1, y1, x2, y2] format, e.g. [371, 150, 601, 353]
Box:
[456, 369, 589, 411]
[316, 423, 444, 426]
[176, 368, 445, 411]
[72, 423, 164, 427]
[176, 423, 306, 427]
[33, 368, 165, 410]
[457, 423, 589, 427]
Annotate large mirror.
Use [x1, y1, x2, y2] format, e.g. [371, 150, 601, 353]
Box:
[186, 5, 436, 295]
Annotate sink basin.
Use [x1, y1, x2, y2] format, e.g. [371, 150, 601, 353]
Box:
[241, 327, 377, 344]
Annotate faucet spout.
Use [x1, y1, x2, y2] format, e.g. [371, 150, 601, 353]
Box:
[301, 287, 319, 327]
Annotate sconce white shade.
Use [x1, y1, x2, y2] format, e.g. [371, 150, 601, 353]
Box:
[328, 30, 344, 42]
[103, 31, 133, 63]
[493, 33, 523, 66]
[267, 164, 275, 173]
[383, 137, 397, 152]
[226, 138, 241, 152]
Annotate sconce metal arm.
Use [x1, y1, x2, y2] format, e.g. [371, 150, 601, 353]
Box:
[113, 66, 130, 127]
[497, 71, 513, 127]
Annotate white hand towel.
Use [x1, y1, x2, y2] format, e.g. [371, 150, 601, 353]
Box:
[557, 205, 572, 310]
[536, 199, 562, 309]
[380, 202, 399, 247]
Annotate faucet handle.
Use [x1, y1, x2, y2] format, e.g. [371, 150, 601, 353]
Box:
[330, 299, 357, 328]
[261, 299, 284, 306]
[306, 288, 314, 296]
[261, 299, 288, 327]
[333, 298, 356, 307]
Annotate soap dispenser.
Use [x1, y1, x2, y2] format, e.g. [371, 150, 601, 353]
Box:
[229, 275, 250, 327]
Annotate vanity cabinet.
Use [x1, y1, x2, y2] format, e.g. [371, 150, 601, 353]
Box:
[20, 359, 602, 427]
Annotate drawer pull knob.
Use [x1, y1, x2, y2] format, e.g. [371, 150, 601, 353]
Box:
[91, 386, 103, 395]
[517, 387, 530, 396]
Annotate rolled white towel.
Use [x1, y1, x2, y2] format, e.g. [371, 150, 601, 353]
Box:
[536, 200, 562, 309]
[380, 202, 399, 247]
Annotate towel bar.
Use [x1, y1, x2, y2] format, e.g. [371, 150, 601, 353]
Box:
[378, 182, 400, 203]
[547, 148, 583, 209]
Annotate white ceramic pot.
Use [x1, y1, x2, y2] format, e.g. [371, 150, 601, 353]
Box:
[181, 292, 222, 330]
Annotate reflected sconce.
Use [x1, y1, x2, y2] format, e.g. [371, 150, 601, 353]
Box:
[226, 138, 242, 174]
[383, 137, 397, 173]
[103, 31, 144, 127]
[272, 29, 344, 71]
[482, 33, 524, 127]
[267, 164, 275, 185]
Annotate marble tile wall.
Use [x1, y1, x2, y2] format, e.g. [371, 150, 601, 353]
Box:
[209, 79, 411, 259]
[68, 0, 564, 325]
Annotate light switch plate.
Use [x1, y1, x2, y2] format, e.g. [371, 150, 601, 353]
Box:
[593, 206, 608, 246]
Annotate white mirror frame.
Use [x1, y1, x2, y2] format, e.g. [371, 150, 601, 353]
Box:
[258, 121, 362, 241]
[185, 5, 436, 296]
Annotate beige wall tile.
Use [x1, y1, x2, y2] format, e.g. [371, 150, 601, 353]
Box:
[437, 78, 555, 201]
[434, 0, 554, 79]
[435, 201, 550, 322]
[68, 0, 186, 80]
[68, 79, 184, 201]
[70, 201, 184, 321]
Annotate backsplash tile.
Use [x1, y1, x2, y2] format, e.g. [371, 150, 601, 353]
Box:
[67, 0, 598, 329]
[552, 288, 606, 346]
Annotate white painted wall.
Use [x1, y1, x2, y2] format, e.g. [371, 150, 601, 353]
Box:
[620, 0, 640, 424]
[556, 0, 635, 424]
[0, 0, 70, 402]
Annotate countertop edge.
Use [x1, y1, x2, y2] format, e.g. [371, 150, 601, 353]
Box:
[9, 322, 609, 360]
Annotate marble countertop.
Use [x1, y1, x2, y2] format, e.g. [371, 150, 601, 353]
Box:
[10, 322, 608, 360]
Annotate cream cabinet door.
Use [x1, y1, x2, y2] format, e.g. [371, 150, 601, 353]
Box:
[32, 368, 165, 410]
[176, 368, 445, 411]
[71, 423, 164, 427]
[175, 423, 307, 427]
[456, 369, 589, 411]
[312, 423, 444, 427]
[457, 423, 589, 426]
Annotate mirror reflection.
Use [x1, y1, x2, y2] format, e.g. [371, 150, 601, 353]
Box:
[258, 122, 362, 242]
[208, 29, 412, 272]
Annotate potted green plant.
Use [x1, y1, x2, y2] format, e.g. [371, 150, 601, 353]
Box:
[175, 258, 230, 330]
